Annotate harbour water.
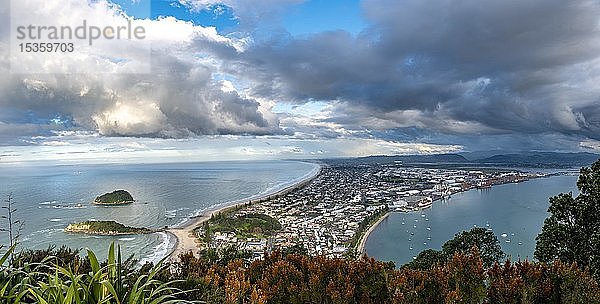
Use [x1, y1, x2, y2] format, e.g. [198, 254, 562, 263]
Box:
[364, 174, 579, 266]
[0, 160, 319, 263]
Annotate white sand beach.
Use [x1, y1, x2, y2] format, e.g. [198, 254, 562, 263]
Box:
[166, 164, 321, 261]
[356, 212, 390, 257]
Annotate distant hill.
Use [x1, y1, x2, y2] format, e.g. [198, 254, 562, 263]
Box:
[336, 152, 599, 168]
[459, 150, 508, 161]
[475, 152, 599, 168]
[356, 154, 469, 164]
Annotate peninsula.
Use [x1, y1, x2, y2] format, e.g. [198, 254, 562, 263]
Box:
[186, 159, 546, 261]
[94, 190, 134, 205]
[64, 220, 151, 235]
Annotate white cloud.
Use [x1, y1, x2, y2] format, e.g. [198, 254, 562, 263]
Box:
[41, 140, 70, 146]
[553, 105, 582, 131]
[580, 139, 600, 152]
[0, 134, 462, 165]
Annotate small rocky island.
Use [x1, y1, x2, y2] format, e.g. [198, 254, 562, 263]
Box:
[94, 190, 134, 205]
[64, 220, 152, 235]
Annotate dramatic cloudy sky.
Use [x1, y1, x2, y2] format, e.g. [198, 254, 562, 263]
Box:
[0, 0, 599, 163]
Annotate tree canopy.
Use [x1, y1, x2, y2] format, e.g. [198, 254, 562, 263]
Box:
[408, 227, 504, 269]
[535, 159, 600, 277]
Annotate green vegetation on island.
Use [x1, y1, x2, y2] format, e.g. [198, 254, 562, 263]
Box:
[64, 220, 151, 235]
[94, 190, 134, 205]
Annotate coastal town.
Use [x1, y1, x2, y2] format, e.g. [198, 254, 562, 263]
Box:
[194, 160, 546, 260]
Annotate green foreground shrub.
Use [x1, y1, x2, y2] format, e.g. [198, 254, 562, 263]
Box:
[0, 243, 195, 303]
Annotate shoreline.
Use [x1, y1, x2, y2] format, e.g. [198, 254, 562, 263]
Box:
[92, 201, 134, 206]
[165, 163, 322, 261]
[356, 212, 389, 257]
[356, 174, 555, 258]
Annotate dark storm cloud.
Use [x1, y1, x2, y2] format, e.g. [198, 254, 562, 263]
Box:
[371, 127, 596, 153]
[2, 0, 599, 151]
[227, 0, 600, 141]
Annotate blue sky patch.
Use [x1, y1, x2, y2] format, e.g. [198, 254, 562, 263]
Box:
[110, 0, 238, 32]
[109, 0, 366, 36]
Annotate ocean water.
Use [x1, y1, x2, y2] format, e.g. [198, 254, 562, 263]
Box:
[365, 174, 579, 266]
[0, 160, 319, 263]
